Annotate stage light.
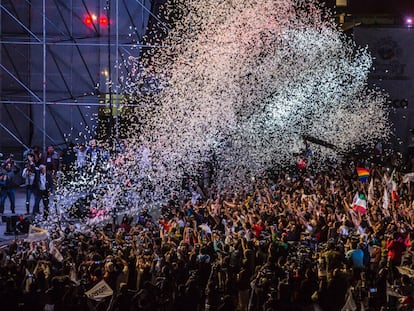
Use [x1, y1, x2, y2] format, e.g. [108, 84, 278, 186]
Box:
[83, 14, 97, 27]
[405, 17, 413, 27]
[99, 16, 108, 26]
[84, 15, 93, 27]
[83, 14, 110, 28]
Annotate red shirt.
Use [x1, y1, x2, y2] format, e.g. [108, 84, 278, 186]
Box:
[253, 224, 264, 237]
[160, 220, 170, 232]
[387, 238, 406, 265]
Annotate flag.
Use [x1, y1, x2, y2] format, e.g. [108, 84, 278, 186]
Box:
[49, 241, 63, 262]
[383, 188, 389, 210]
[297, 157, 307, 170]
[26, 225, 48, 242]
[403, 173, 414, 183]
[85, 280, 113, 301]
[384, 171, 394, 191]
[392, 180, 400, 206]
[191, 191, 201, 205]
[199, 224, 212, 234]
[367, 179, 374, 204]
[330, 181, 334, 194]
[356, 167, 370, 183]
[351, 192, 359, 206]
[50, 246, 64, 262]
[352, 193, 367, 214]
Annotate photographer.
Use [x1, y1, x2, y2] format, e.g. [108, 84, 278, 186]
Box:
[0, 155, 20, 214]
[22, 153, 38, 214]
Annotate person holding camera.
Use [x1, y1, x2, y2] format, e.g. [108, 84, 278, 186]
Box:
[22, 153, 38, 214]
[0, 156, 20, 214]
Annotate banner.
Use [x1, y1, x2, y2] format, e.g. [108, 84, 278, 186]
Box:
[403, 172, 414, 183]
[85, 280, 113, 301]
[354, 28, 414, 153]
[26, 225, 49, 242]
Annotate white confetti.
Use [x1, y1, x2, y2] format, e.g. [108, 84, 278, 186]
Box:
[45, 0, 390, 229]
[124, 0, 390, 193]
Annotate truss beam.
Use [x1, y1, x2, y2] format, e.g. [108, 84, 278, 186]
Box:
[1, 0, 164, 152]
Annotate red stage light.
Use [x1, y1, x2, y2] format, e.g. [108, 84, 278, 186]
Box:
[99, 16, 108, 26]
[83, 14, 110, 28]
[84, 15, 93, 27]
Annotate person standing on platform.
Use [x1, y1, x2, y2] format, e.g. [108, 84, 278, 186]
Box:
[32, 145, 43, 166]
[61, 142, 77, 175]
[0, 156, 20, 214]
[43, 144, 60, 193]
[22, 153, 38, 214]
[86, 139, 102, 172]
[44, 144, 60, 173]
[33, 164, 53, 220]
[22, 153, 39, 214]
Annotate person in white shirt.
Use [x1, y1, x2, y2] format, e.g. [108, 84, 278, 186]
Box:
[22, 153, 38, 214]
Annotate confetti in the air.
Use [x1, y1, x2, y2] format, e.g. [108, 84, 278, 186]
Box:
[125, 0, 390, 192]
[47, 0, 390, 228]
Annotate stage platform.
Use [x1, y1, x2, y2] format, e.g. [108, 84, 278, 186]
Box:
[0, 187, 31, 245]
[0, 185, 160, 247]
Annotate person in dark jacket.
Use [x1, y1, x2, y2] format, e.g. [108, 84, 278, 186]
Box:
[33, 164, 53, 219]
[0, 158, 20, 214]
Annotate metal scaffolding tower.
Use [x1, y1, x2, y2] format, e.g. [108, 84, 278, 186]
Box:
[0, 0, 162, 156]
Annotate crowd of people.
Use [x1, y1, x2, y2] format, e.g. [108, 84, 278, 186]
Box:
[1, 144, 414, 311]
[0, 141, 107, 218]
[0, 144, 63, 217]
